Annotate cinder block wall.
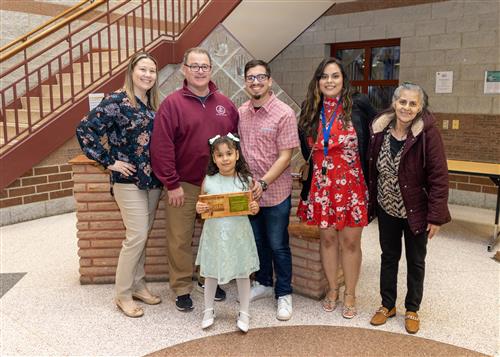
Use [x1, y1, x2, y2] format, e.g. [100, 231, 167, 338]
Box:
[270, 0, 500, 209]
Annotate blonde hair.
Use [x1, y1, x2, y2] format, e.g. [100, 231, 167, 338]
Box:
[123, 52, 159, 111]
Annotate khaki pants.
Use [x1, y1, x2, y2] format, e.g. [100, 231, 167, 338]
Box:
[113, 183, 161, 300]
[164, 182, 200, 296]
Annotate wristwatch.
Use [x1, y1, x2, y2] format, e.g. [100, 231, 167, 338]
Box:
[258, 179, 268, 191]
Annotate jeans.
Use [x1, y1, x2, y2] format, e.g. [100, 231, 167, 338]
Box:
[249, 196, 293, 298]
[377, 208, 428, 312]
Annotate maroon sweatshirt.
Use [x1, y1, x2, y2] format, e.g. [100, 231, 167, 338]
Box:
[151, 80, 238, 190]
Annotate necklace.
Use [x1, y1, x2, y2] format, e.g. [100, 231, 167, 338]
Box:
[390, 127, 408, 141]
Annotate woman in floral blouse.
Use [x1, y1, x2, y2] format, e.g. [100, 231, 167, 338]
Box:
[297, 58, 376, 319]
[76, 52, 162, 318]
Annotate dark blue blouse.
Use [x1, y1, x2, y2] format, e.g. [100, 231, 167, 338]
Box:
[76, 90, 162, 190]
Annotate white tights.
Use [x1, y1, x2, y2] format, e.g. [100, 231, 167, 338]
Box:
[204, 277, 250, 315]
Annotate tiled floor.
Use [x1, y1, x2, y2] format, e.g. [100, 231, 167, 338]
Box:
[0, 205, 498, 356]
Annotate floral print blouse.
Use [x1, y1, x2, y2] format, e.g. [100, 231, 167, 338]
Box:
[76, 89, 162, 190]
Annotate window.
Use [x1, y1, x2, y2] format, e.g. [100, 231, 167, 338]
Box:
[331, 39, 400, 111]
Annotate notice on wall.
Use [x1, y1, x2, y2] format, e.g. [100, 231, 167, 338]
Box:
[88, 93, 105, 111]
[484, 70, 500, 94]
[435, 71, 453, 93]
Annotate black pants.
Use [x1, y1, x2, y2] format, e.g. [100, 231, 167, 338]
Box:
[377, 208, 428, 312]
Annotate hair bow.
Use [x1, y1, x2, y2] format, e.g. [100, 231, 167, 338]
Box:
[226, 132, 240, 142]
[208, 135, 220, 145]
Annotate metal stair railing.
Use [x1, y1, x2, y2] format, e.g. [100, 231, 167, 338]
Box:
[0, 0, 209, 151]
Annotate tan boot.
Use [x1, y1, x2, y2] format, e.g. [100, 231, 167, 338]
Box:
[405, 311, 420, 334]
[370, 306, 396, 326]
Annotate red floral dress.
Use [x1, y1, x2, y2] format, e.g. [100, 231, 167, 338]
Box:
[297, 97, 368, 230]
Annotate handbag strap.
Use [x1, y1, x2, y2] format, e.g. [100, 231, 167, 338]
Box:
[305, 147, 313, 163]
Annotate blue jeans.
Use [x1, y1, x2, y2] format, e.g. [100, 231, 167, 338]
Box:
[249, 196, 292, 298]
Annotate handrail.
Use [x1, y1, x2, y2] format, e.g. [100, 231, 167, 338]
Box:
[0, 0, 95, 54]
[0, 0, 211, 152]
[0, 0, 106, 62]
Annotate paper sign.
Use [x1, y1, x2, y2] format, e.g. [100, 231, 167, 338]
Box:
[88, 93, 105, 111]
[435, 71, 453, 93]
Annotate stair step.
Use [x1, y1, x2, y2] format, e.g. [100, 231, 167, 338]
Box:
[21, 96, 62, 111]
[72, 62, 104, 75]
[41, 83, 82, 99]
[0, 122, 30, 139]
[90, 53, 121, 67]
[57, 73, 94, 87]
[5, 108, 42, 124]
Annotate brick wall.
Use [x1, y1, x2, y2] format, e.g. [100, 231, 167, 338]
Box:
[0, 164, 74, 208]
[71, 155, 337, 299]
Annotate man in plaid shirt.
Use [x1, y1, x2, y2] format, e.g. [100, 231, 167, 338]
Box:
[238, 59, 299, 321]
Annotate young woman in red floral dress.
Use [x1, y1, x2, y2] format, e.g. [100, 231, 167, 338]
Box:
[297, 58, 377, 318]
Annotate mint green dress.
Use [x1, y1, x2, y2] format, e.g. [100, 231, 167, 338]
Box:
[195, 174, 259, 284]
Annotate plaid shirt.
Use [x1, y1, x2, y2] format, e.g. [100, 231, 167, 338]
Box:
[238, 93, 299, 207]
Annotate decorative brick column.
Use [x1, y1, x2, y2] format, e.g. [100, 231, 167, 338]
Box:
[70, 155, 341, 299]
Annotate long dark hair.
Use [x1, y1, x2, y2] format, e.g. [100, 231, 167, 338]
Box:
[206, 134, 252, 188]
[298, 57, 356, 140]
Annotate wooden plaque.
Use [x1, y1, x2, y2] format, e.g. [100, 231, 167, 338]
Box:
[199, 191, 253, 219]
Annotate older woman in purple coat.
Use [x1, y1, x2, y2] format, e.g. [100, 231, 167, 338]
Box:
[367, 82, 451, 334]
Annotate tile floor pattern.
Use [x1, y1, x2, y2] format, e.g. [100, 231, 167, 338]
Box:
[0, 205, 499, 356]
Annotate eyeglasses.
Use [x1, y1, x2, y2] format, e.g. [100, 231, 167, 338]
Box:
[245, 74, 269, 83]
[184, 63, 211, 72]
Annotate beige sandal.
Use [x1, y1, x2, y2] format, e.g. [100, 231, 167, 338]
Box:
[342, 293, 357, 319]
[321, 288, 339, 312]
[115, 298, 144, 318]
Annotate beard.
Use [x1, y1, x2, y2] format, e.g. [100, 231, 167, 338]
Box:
[252, 94, 262, 100]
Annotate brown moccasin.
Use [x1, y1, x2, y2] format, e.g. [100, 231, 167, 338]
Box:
[370, 306, 396, 326]
[132, 288, 161, 305]
[405, 311, 420, 334]
[115, 298, 144, 318]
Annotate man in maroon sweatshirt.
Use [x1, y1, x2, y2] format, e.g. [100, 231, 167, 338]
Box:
[151, 47, 238, 311]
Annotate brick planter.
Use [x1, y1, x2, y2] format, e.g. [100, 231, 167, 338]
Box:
[70, 155, 342, 299]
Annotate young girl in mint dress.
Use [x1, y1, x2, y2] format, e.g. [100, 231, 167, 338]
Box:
[195, 133, 260, 333]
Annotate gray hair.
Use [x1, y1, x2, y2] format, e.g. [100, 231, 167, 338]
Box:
[392, 82, 427, 111]
[183, 47, 212, 65]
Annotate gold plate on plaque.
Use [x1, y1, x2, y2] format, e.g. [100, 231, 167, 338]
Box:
[199, 191, 253, 219]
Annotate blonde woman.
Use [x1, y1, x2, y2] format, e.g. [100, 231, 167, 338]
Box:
[76, 52, 162, 317]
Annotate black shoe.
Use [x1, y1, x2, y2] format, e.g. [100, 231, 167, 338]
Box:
[175, 294, 193, 311]
[196, 281, 227, 301]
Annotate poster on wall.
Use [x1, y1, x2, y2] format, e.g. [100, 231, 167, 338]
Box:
[484, 71, 500, 94]
[88, 93, 105, 111]
[435, 71, 453, 93]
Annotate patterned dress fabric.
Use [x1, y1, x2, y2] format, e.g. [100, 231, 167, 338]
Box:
[195, 174, 259, 284]
[376, 131, 407, 218]
[76, 89, 161, 189]
[297, 97, 368, 229]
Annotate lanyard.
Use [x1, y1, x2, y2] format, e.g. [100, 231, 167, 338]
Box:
[320, 99, 341, 157]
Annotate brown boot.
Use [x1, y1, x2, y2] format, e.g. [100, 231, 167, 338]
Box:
[405, 311, 420, 334]
[370, 306, 396, 326]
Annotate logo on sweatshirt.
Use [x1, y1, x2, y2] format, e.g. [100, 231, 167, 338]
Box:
[215, 105, 227, 116]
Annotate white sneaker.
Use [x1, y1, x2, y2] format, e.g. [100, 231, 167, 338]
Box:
[277, 294, 292, 321]
[249, 281, 273, 302]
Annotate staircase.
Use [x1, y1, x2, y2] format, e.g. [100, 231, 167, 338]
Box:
[0, 0, 241, 189]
